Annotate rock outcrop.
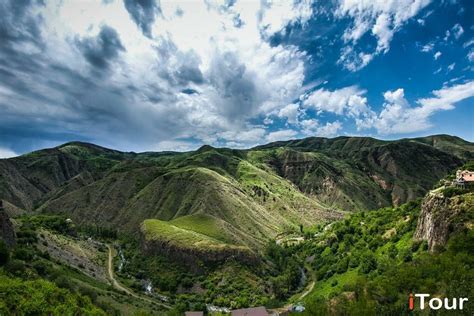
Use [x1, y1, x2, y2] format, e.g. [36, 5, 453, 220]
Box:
[0, 200, 16, 247]
[141, 236, 259, 273]
[415, 191, 473, 251]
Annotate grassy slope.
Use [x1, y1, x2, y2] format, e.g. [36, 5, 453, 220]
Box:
[170, 214, 235, 243]
[141, 218, 249, 253]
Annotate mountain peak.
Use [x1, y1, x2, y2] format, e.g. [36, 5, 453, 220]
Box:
[196, 144, 215, 153]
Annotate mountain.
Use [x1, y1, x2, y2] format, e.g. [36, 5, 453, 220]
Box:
[293, 163, 474, 315]
[0, 135, 471, 252]
[0, 136, 472, 314]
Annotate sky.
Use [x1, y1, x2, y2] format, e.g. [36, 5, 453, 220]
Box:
[0, 0, 473, 157]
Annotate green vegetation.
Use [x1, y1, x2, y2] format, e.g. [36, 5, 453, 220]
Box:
[282, 183, 474, 315]
[0, 275, 105, 315]
[0, 136, 473, 314]
[142, 218, 249, 253]
[0, 215, 172, 315]
[170, 214, 233, 243]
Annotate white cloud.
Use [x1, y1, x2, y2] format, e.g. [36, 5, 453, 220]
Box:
[417, 81, 474, 109]
[447, 63, 455, 72]
[263, 117, 274, 125]
[277, 103, 300, 124]
[219, 128, 266, 145]
[452, 23, 464, 40]
[154, 140, 199, 152]
[468, 50, 474, 63]
[420, 43, 434, 52]
[258, 0, 313, 38]
[372, 13, 393, 53]
[299, 119, 343, 137]
[0, 147, 18, 159]
[434, 51, 442, 60]
[266, 129, 298, 142]
[463, 38, 474, 48]
[361, 81, 474, 134]
[336, 0, 431, 70]
[302, 86, 371, 117]
[300, 119, 320, 135]
[338, 47, 374, 72]
[315, 121, 343, 137]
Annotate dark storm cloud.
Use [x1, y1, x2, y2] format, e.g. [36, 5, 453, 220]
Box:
[75, 25, 125, 70]
[123, 0, 161, 38]
[208, 51, 258, 121]
[154, 39, 204, 85]
[0, 0, 44, 46]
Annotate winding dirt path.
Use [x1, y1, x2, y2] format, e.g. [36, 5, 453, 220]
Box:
[299, 280, 315, 299]
[106, 244, 171, 310]
[107, 245, 136, 296]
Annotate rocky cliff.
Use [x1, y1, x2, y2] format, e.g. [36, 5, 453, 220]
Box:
[141, 234, 259, 272]
[0, 201, 16, 247]
[415, 190, 473, 251]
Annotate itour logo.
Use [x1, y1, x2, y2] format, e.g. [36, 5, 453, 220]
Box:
[409, 293, 469, 311]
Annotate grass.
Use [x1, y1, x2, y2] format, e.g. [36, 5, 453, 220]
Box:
[170, 214, 233, 244]
[307, 269, 359, 299]
[141, 219, 249, 252]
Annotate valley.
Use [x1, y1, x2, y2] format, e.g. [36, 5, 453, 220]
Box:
[0, 135, 473, 315]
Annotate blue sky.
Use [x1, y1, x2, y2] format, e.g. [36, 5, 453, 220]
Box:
[0, 0, 473, 157]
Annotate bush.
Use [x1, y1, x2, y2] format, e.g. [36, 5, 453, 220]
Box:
[360, 253, 377, 274]
[32, 260, 50, 276]
[4, 259, 26, 276]
[442, 187, 467, 198]
[181, 276, 193, 289]
[54, 275, 76, 291]
[13, 248, 34, 261]
[78, 286, 98, 303]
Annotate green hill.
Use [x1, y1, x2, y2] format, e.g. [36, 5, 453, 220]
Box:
[142, 216, 244, 250]
[0, 135, 471, 252]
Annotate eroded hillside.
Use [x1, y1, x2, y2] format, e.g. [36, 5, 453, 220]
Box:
[0, 135, 471, 251]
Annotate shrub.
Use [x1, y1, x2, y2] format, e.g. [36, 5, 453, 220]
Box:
[13, 248, 34, 261]
[32, 260, 50, 276]
[4, 259, 26, 276]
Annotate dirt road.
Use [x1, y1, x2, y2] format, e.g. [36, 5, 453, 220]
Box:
[106, 244, 171, 309]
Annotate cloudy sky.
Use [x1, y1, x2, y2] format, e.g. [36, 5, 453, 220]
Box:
[0, 0, 473, 156]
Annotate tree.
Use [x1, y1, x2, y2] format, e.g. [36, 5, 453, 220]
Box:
[360, 252, 377, 274]
[388, 244, 398, 259]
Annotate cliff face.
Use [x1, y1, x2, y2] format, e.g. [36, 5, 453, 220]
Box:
[415, 191, 473, 251]
[268, 141, 463, 211]
[0, 201, 16, 247]
[0, 150, 87, 210]
[141, 236, 259, 272]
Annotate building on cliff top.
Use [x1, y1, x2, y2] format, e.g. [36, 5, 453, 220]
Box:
[455, 170, 474, 187]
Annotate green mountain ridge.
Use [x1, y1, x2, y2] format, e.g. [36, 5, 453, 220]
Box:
[0, 136, 473, 314]
[0, 135, 472, 252]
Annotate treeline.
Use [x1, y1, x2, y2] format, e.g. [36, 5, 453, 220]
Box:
[80, 224, 118, 239]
